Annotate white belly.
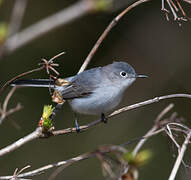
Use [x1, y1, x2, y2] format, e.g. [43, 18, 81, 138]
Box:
[68, 86, 124, 115]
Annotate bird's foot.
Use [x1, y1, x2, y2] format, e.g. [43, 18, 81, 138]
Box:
[101, 113, 107, 123]
[75, 115, 81, 133]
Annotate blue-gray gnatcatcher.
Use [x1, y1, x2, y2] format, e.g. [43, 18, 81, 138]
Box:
[12, 61, 147, 130]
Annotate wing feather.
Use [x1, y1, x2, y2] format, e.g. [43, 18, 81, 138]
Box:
[60, 67, 102, 99]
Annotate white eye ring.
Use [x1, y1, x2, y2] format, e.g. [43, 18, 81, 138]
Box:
[120, 71, 127, 78]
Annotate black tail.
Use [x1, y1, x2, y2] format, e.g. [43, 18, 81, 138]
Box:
[11, 79, 55, 88]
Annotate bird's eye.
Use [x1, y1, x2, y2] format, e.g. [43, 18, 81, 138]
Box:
[120, 71, 127, 78]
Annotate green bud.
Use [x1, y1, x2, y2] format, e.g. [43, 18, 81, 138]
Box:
[42, 117, 53, 130]
[42, 105, 54, 119]
[41, 105, 54, 130]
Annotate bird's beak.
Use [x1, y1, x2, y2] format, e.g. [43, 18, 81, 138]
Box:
[136, 74, 148, 78]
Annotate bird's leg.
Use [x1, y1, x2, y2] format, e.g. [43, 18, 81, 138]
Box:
[101, 113, 107, 123]
[50, 103, 63, 121]
[74, 113, 80, 133]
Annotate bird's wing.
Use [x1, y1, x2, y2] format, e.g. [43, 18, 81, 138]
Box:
[60, 67, 102, 99]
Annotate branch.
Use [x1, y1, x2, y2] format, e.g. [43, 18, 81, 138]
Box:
[0, 121, 172, 180]
[78, 0, 151, 73]
[0, 145, 126, 179]
[183, 0, 191, 4]
[0, 127, 43, 157]
[109, 94, 191, 117]
[0, 94, 191, 157]
[168, 130, 191, 180]
[0, 106, 188, 179]
[0, 87, 22, 124]
[11, 165, 31, 180]
[161, 0, 191, 23]
[52, 94, 191, 136]
[0, 66, 44, 96]
[0, 51, 64, 96]
[132, 103, 174, 156]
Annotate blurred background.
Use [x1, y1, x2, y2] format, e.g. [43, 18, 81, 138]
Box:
[0, 0, 191, 179]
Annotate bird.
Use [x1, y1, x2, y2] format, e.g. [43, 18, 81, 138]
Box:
[11, 61, 147, 131]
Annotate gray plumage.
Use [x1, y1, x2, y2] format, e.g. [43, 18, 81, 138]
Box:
[12, 61, 146, 115]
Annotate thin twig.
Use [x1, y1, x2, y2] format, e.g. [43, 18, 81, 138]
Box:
[78, 0, 151, 73]
[168, 122, 190, 131]
[0, 66, 44, 96]
[0, 51, 64, 96]
[161, 0, 191, 22]
[183, 0, 191, 4]
[2, 87, 17, 113]
[166, 0, 178, 20]
[168, 130, 191, 180]
[0, 87, 22, 124]
[176, 0, 187, 18]
[132, 103, 174, 156]
[12, 165, 31, 180]
[166, 124, 181, 149]
[0, 103, 22, 124]
[155, 103, 174, 123]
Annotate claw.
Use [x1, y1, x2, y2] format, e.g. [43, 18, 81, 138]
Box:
[74, 113, 80, 133]
[101, 113, 107, 124]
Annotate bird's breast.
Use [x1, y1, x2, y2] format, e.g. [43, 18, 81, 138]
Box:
[68, 86, 124, 115]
